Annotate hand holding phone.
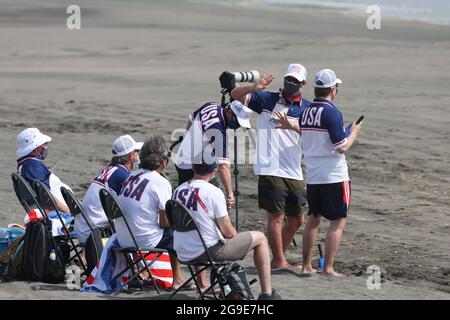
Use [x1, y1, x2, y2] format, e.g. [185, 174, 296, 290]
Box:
[356, 115, 364, 125]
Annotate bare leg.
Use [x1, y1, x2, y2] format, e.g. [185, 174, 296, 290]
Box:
[282, 215, 304, 253]
[302, 214, 322, 273]
[194, 266, 210, 292]
[248, 231, 272, 294]
[323, 218, 347, 277]
[266, 211, 289, 269]
[169, 254, 185, 287]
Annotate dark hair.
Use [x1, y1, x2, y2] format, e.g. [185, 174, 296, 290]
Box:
[110, 154, 130, 165]
[314, 87, 333, 98]
[140, 136, 169, 171]
[192, 163, 217, 176]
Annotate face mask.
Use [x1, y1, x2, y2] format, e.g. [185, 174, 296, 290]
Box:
[133, 158, 140, 170]
[226, 112, 240, 130]
[283, 79, 301, 97]
[40, 146, 48, 159]
[132, 152, 140, 170]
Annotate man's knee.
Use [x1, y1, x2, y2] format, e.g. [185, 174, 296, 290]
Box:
[267, 212, 285, 225]
[287, 215, 304, 228]
[250, 231, 268, 247]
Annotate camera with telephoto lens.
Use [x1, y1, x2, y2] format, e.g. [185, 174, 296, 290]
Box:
[219, 70, 260, 93]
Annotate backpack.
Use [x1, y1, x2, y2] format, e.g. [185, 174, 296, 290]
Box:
[225, 263, 255, 300]
[21, 220, 65, 284]
[212, 263, 255, 300]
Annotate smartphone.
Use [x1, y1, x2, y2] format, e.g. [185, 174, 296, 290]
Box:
[356, 115, 364, 125]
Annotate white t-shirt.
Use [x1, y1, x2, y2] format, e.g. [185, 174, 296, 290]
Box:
[115, 169, 172, 249]
[172, 179, 228, 262]
[75, 164, 129, 244]
[244, 91, 308, 180]
[300, 99, 349, 184]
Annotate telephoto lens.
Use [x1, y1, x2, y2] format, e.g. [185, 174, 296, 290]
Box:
[232, 70, 260, 83]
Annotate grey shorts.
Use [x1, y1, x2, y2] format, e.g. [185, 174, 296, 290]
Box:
[190, 231, 253, 263]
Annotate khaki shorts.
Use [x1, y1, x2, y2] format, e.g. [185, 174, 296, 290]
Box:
[258, 175, 307, 216]
[189, 231, 253, 263]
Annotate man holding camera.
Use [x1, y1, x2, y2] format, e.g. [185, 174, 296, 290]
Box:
[230, 64, 310, 270]
[174, 101, 252, 209]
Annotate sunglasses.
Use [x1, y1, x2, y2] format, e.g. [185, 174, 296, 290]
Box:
[285, 78, 301, 85]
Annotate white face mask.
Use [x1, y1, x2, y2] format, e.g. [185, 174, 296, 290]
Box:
[131, 151, 140, 170]
[133, 157, 140, 170]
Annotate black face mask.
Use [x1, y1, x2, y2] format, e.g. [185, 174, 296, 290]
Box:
[283, 79, 301, 97]
[227, 116, 240, 130]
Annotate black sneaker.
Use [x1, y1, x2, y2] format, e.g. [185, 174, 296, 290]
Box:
[258, 290, 282, 300]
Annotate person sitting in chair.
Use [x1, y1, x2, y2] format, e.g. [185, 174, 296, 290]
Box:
[172, 160, 282, 300]
[115, 136, 189, 290]
[16, 128, 70, 213]
[75, 134, 142, 244]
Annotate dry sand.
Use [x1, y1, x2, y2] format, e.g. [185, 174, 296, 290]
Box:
[0, 0, 449, 299]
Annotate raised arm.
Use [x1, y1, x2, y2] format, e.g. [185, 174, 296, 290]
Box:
[230, 73, 275, 103]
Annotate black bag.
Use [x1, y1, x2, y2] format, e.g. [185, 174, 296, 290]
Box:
[22, 221, 65, 284]
[85, 228, 105, 276]
[224, 263, 255, 300]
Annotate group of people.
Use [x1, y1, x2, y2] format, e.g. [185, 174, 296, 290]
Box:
[14, 63, 362, 300]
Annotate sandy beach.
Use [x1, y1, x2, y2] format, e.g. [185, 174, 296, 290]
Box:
[0, 0, 449, 300]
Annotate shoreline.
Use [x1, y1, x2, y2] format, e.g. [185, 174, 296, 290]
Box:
[183, 0, 450, 27]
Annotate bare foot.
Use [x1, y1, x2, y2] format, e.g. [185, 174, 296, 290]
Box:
[271, 260, 291, 270]
[323, 269, 345, 277]
[301, 265, 317, 273]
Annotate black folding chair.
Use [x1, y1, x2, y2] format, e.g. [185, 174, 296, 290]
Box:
[11, 173, 49, 224]
[98, 188, 166, 294]
[32, 180, 87, 274]
[60, 186, 113, 239]
[60, 186, 94, 234]
[165, 199, 231, 300]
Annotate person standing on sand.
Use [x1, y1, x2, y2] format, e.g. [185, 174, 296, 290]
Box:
[276, 69, 362, 276]
[174, 101, 252, 209]
[230, 64, 310, 270]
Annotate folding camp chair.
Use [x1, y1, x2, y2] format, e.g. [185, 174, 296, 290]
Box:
[11, 173, 49, 224]
[60, 186, 113, 279]
[98, 188, 166, 294]
[60, 186, 112, 239]
[32, 180, 87, 274]
[165, 199, 231, 300]
[60, 186, 94, 235]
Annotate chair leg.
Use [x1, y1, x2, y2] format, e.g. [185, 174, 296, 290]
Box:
[112, 252, 164, 295]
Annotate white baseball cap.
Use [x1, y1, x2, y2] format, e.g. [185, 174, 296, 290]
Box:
[16, 128, 52, 159]
[284, 63, 307, 82]
[314, 69, 342, 88]
[112, 135, 143, 157]
[230, 100, 253, 129]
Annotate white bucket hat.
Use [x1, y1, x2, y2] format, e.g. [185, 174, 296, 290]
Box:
[16, 128, 52, 159]
[112, 135, 144, 157]
[230, 100, 253, 129]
